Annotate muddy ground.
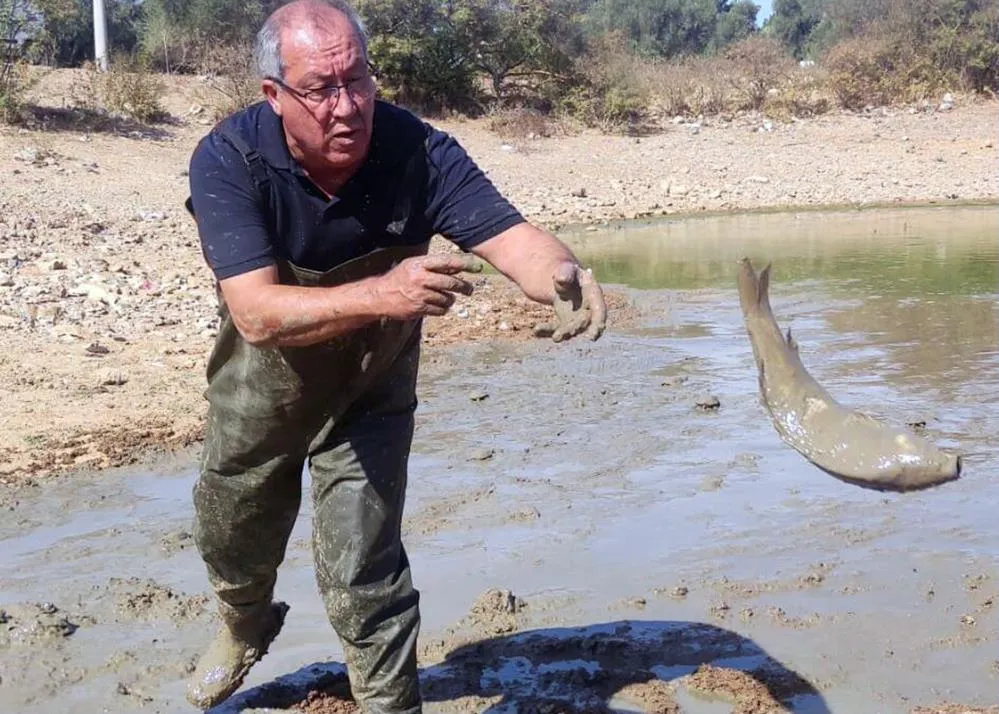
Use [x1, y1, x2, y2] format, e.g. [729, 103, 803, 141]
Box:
[3, 209, 999, 712]
[1, 68, 998, 714]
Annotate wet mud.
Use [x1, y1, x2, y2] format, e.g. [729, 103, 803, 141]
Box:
[2, 205, 998, 714]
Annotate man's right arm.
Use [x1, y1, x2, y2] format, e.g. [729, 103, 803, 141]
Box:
[214, 256, 479, 347]
[188, 136, 477, 347]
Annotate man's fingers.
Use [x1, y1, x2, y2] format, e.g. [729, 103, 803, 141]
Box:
[422, 272, 474, 296]
[422, 288, 457, 311]
[579, 268, 607, 341]
[421, 253, 483, 276]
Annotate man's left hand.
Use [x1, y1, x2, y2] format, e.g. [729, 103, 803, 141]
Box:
[546, 262, 607, 343]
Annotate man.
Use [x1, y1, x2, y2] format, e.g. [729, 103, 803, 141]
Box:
[183, 0, 606, 711]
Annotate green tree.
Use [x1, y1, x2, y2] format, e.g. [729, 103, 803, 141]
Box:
[138, 0, 279, 72]
[711, 0, 759, 50]
[1, 0, 39, 120]
[763, 0, 822, 58]
[585, 0, 720, 58]
[26, 0, 140, 67]
[463, 0, 586, 99]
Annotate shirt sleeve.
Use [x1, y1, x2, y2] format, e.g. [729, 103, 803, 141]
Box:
[188, 133, 277, 281]
[423, 129, 525, 251]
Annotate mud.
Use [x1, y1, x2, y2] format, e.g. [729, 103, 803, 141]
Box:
[2, 205, 998, 714]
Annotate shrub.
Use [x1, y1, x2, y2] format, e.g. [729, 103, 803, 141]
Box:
[92, 55, 168, 123]
[822, 27, 950, 109]
[195, 42, 261, 120]
[486, 105, 561, 139]
[723, 35, 796, 111]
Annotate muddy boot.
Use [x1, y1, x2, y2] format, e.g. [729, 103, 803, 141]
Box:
[185, 601, 290, 710]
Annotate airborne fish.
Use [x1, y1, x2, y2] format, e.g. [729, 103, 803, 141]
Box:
[736, 257, 961, 492]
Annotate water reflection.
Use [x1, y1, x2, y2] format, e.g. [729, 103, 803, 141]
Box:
[824, 293, 998, 391]
[562, 204, 998, 295]
[565, 203, 999, 417]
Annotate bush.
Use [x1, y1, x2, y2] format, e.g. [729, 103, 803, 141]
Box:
[723, 35, 796, 111]
[550, 33, 650, 131]
[822, 29, 947, 109]
[195, 42, 261, 120]
[91, 55, 168, 122]
[0, 58, 26, 123]
[486, 105, 561, 139]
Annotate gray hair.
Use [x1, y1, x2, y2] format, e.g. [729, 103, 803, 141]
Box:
[253, 0, 369, 80]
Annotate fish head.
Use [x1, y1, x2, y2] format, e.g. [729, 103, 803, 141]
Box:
[892, 441, 962, 489]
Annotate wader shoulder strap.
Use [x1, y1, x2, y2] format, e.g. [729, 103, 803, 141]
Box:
[184, 123, 273, 221]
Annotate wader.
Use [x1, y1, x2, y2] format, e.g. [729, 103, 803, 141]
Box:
[186, 124, 433, 713]
[193, 244, 429, 713]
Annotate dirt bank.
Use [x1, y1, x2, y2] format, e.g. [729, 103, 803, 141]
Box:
[0, 67, 996, 486]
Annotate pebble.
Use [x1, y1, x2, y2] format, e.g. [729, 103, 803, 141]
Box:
[695, 394, 721, 410]
[469, 448, 494, 461]
[95, 368, 129, 386]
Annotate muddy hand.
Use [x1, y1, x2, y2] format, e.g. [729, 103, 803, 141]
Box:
[377, 253, 482, 320]
[541, 262, 607, 342]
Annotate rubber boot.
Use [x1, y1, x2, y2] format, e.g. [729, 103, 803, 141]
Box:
[185, 601, 290, 710]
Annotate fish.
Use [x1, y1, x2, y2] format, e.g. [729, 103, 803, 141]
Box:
[736, 257, 961, 492]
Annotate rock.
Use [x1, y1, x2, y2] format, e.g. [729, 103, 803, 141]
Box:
[571, 187, 587, 198]
[469, 448, 494, 461]
[660, 375, 688, 388]
[85, 342, 110, 356]
[695, 394, 721, 411]
[744, 175, 770, 184]
[14, 147, 39, 163]
[469, 390, 489, 402]
[96, 368, 129, 386]
[668, 184, 690, 197]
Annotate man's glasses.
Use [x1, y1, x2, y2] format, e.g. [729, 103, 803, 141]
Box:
[267, 62, 378, 109]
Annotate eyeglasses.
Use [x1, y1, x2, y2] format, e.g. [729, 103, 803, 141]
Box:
[267, 62, 378, 109]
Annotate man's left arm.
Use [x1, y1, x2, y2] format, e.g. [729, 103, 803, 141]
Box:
[423, 130, 607, 342]
[470, 222, 606, 342]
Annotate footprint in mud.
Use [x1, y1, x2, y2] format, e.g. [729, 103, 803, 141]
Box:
[159, 529, 195, 555]
[78, 577, 210, 625]
[0, 602, 86, 648]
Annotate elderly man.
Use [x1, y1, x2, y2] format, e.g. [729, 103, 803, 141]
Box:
[183, 0, 606, 710]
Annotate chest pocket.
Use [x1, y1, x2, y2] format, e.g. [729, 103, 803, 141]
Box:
[353, 139, 430, 247]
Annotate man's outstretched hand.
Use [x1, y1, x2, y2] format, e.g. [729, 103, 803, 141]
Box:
[539, 262, 607, 343]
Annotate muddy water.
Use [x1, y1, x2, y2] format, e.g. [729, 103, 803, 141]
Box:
[2, 205, 998, 714]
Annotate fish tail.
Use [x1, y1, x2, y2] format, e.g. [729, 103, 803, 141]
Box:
[737, 258, 775, 318]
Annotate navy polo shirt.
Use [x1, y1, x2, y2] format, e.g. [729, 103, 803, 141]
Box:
[187, 99, 525, 281]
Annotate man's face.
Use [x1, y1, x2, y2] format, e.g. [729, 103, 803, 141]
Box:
[263, 13, 376, 177]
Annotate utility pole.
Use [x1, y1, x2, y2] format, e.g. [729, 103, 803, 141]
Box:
[93, 0, 108, 71]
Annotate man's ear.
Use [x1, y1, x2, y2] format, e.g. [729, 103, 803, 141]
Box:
[262, 81, 282, 116]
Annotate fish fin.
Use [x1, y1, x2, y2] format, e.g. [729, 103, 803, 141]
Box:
[758, 262, 771, 305]
[785, 327, 799, 353]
